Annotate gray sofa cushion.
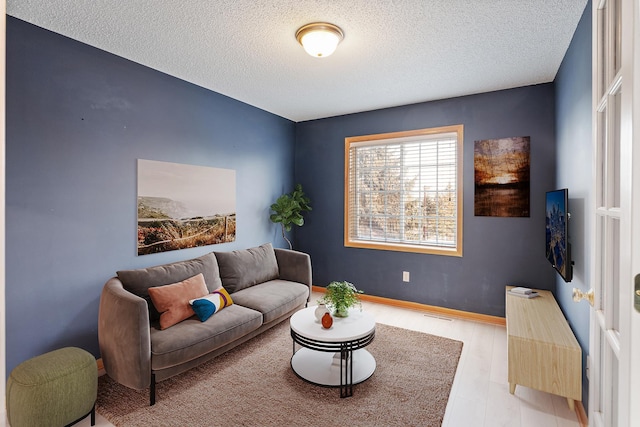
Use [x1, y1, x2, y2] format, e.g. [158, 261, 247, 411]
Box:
[117, 252, 223, 321]
[230, 280, 309, 323]
[215, 243, 279, 293]
[150, 304, 262, 370]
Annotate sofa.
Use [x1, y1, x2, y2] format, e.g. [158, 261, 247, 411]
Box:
[98, 243, 312, 405]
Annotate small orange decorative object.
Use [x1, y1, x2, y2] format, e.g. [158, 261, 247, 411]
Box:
[321, 312, 333, 329]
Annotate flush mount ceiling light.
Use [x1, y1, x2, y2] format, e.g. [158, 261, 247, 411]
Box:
[296, 22, 344, 58]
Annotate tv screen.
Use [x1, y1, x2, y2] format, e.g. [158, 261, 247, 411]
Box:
[545, 189, 573, 282]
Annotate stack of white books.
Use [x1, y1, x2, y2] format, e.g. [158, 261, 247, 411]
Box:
[508, 287, 540, 299]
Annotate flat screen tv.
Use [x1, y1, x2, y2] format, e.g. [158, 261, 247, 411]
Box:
[545, 189, 573, 282]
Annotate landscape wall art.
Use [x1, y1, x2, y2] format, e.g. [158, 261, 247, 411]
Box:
[137, 159, 236, 255]
[474, 136, 530, 217]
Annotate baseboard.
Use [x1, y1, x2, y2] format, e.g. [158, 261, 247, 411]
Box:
[96, 358, 105, 376]
[311, 285, 506, 326]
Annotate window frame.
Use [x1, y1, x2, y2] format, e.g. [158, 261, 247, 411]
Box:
[344, 124, 464, 256]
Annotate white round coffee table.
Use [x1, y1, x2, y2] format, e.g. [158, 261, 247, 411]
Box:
[289, 306, 376, 397]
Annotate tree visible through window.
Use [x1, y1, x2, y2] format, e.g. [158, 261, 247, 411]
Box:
[345, 125, 463, 256]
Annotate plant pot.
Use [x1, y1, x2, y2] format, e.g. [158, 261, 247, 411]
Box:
[333, 307, 349, 317]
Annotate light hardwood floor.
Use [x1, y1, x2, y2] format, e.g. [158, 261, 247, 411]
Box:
[71, 292, 582, 427]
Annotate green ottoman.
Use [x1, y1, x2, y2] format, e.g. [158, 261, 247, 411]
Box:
[6, 347, 97, 427]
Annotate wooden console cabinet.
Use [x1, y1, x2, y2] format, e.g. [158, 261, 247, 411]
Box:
[506, 286, 581, 410]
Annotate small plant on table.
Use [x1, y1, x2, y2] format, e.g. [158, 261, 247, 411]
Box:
[318, 281, 363, 317]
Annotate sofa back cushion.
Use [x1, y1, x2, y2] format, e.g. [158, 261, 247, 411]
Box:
[117, 252, 222, 322]
[214, 243, 279, 293]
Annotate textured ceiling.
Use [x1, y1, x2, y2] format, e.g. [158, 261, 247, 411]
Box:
[7, 0, 588, 122]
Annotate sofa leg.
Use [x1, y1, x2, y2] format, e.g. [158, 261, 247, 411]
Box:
[150, 373, 156, 406]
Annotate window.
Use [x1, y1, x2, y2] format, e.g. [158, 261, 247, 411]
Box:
[345, 125, 463, 256]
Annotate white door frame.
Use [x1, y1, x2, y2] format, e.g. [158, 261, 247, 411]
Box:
[588, 0, 638, 425]
[627, 0, 640, 423]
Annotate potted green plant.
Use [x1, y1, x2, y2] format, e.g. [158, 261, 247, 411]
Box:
[318, 281, 363, 317]
[269, 184, 311, 250]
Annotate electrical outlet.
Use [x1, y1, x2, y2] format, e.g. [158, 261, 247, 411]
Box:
[402, 271, 410, 282]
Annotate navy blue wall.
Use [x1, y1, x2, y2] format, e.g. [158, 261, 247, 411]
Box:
[5, 17, 295, 374]
[295, 85, 557, 317]
[554, 0, 592, 409]
[6, 8, 592, 390]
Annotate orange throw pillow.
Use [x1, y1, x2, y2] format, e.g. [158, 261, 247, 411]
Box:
[148, 273, 209, 330]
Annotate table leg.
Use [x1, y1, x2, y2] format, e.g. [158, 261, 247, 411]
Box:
[340, 343, 354, 398]
[567, 398, 575, 411]
[509, 383, 516, 394]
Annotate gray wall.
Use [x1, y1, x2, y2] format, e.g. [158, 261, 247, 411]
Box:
[554, 0, 592, 409]
[295, 85, 557, 317]
[5, 17, 295, 374]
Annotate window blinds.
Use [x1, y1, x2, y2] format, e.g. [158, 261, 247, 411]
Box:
[346, 131, 459, 249]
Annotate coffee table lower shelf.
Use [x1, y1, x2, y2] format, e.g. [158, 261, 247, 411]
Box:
[291, 348, 376, 388]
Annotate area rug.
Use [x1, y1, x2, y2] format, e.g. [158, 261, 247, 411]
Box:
[96, 321, 463, 427]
